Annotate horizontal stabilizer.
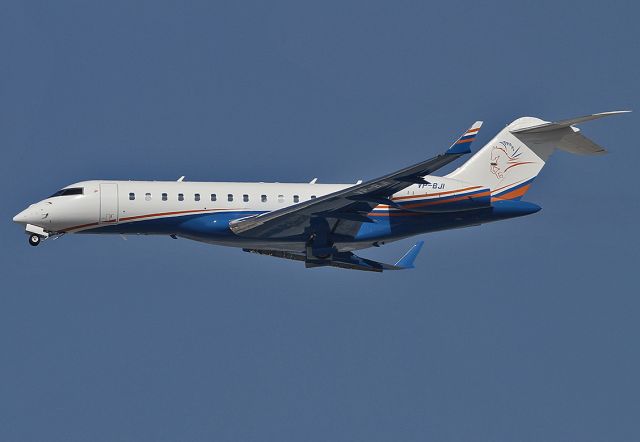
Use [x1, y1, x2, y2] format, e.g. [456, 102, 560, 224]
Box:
[510, 110, 630, 134]
[555, 129, 607, 155]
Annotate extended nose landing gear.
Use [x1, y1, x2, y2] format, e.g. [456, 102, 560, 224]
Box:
[24, 224, 49, 247]
[28, 234, 41, 246]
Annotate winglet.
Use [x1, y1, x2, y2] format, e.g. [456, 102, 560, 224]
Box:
[446, 121, 483, 155]
[394, 240, 425, 269]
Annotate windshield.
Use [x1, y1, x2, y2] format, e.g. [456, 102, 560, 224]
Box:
[48, 187, 84, 198]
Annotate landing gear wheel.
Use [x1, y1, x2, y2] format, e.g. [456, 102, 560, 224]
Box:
[28, 234, 41, 247]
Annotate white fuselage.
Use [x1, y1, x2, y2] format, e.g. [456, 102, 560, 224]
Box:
[14, 180, 347, 231]
[13, 177, 479, 251]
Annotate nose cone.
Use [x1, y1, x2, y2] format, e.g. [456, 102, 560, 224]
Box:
[13, 209, 28, 224]
[13, 206, 46, 225]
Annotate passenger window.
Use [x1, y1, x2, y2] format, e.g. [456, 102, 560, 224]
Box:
[145, 192, 151, 201]
[211, 194, 217, 201]
[310, 195, 317, 199]
[228, 194, 233, 202]
[129, 192, 135, 200]
[243, 194, 249, 202]
[194, 193, 200, 201]
[293, 195, 299, 203]
[178, 193, 184, 201]
[278, 195, 284, 203]
[162, 193, 168, 201]
[261, 195, 267, 202]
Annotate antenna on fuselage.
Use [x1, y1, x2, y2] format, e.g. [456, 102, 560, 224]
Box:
[309, 178, 318, 184]
[177, 176, 185, 182]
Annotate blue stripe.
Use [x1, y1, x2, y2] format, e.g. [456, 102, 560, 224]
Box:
[82, 210, 264, 236]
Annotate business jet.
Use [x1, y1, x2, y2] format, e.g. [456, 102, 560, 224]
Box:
[13, 111, 628, 272]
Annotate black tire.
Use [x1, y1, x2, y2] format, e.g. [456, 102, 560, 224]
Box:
[28, 234, 41, 246]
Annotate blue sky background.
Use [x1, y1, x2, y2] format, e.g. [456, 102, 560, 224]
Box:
[1, 1, 638, 441]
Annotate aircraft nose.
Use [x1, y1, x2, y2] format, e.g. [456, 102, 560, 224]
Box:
[13, 209, 28, 223]
[13, 206, 45, 225]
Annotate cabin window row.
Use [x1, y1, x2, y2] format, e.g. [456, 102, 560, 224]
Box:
[128, 192, 313, 202]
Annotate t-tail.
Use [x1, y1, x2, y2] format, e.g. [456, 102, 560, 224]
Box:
[446, 111, 630, 200]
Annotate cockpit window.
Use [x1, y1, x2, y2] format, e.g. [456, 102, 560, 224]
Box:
[49, 187, 84, 198]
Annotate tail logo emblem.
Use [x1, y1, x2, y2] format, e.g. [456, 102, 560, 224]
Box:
[489, 141, 532, 180]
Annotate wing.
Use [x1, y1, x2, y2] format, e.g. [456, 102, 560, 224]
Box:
[243, 240, 425, 272]
[230, 122, 483, 240]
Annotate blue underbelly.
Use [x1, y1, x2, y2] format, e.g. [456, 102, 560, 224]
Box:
[81, 200, 539, 243]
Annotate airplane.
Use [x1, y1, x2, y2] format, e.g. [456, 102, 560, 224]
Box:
[13, 111, 628, 272]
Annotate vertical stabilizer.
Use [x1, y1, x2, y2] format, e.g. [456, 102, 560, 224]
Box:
[446, 111, 628, 200]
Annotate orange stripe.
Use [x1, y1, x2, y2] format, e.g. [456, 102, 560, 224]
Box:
[62, 221, 99, 232]
[62, 208, 234, 232]
[119, 208, 227, 222]
[391, 185, 483, 202]
[455, 137, 474, 144]
[371, 191, 491, 215]
[493, 184, 531, 200]
[465, 127, 480, 134]
[492, 179, 526, 194]
[503, 161, 535, 173]
[399, 191, 491, 209]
